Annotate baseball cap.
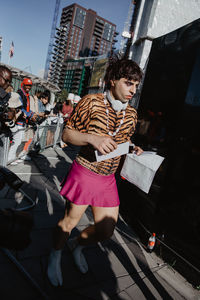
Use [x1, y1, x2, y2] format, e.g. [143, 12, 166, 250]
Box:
[22, 78, 33, 86]
[8, 92, 22, 108]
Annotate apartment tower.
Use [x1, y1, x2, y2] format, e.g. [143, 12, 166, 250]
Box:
[49, 3, 117, 87]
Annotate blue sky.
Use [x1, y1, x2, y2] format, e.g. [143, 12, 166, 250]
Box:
[0, 0, 131, 77]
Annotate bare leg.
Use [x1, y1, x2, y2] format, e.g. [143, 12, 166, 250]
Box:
[77, 206, 119, 245]
[54, 203, 88, 249]
[67, 206, 119, 274]
[47, 203, 88, 286]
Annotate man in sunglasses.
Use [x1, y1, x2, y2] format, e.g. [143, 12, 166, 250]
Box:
[0, 66, 21, 158]
[0, 65, 14, 130]
[0, 65, 12, 91]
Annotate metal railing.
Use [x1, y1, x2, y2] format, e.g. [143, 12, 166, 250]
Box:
[0, 116, 64, 167]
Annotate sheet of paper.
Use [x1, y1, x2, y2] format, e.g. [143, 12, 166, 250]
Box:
[95, 142, 129, 162]
[120, 152, 165, 193]
[130, 152, 164, 171]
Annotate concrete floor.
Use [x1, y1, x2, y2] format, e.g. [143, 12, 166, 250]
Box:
[0, 146, 199, 300]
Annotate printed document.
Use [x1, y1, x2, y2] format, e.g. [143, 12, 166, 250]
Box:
[95, 142, 129, 162]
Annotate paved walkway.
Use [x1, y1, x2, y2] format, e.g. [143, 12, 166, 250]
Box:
[0, 146, 199, 300]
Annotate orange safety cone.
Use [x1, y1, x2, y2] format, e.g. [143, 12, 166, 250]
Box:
[147, 232, 156, 252]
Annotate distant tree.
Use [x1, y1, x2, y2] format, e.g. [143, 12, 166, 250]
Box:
[55, 89, 68, 103]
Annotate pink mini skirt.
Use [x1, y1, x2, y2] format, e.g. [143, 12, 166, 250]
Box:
[60, 160, 120, 207]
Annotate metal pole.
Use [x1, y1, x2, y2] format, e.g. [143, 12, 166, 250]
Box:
[0, 248, 49, 299]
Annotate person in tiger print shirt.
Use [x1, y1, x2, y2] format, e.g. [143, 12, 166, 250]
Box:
[47, 57, 143, 286]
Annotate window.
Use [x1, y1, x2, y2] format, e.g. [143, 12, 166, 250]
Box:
[74, 7, 86, 29]
[103, 23, 115, 41]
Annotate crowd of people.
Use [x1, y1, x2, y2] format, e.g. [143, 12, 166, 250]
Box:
[0, 65, 77, 165]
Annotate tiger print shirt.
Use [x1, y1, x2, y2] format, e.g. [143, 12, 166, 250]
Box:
[66, 93, 137, 176]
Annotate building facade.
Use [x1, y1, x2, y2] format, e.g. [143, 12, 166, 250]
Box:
[62, 58, 90, 97]
[128, 0, 200, 69]
[48, 3, 118, 88]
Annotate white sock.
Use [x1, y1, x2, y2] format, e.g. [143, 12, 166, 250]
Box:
[47, 249, 63, 286]
[67, 237, 88, 274]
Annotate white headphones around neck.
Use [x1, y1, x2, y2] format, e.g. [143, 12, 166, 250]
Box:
[106, 91, 128, 112]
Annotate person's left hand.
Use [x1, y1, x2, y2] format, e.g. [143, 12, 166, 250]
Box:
[132, 145, 143, 156]
[30, 113, 37, 122]
[15, 109, 22, 121]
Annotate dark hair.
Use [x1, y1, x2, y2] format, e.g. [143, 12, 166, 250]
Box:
[104, 57, 143, 89]
[39, 92, 48, 100]
[53, 102, 63, 114]
[65, 99, 73, 106]
[43, 90, 50, 98]
[0, 65, 12, 76]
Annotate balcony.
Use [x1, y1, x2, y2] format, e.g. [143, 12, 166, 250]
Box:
[55, 51, 64, 56]
[95, 24, 103, 31]
[94, 30, 102, 37]
[96, 19, 104, 26]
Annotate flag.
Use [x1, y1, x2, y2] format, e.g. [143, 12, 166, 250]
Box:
[9, 41, 14, 58]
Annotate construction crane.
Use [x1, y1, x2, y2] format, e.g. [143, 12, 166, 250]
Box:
[119, 0, 135, 56]
[0, 37, 2, 62]
[44, 0, 61, 80]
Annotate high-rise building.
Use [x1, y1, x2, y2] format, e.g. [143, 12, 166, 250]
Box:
[48, 3, 118, 87]
[62, 57, 96, 97]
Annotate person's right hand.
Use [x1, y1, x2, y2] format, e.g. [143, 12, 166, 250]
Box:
[89, 135, 117, 155]
[7, 109, 15, 120]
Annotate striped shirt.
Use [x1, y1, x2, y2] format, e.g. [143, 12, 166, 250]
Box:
[66, 93, 137, 175]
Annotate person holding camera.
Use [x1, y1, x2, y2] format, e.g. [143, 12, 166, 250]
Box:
[0, 66, 23, 164]
[0, 67, 20, 140]
[0, 66, 12, 92]
[0, 67, 19, 136]
[0, 66, 13, 134]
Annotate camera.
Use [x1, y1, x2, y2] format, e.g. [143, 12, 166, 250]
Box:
[44, 110, 50, 116]
[35, 115, 45, 124]
[0, 87, 10, 129]
[28, 114, 45, 126]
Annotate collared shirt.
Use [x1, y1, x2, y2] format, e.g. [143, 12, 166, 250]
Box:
[38, 99, 46, 113]
[66, 93, 137, 175]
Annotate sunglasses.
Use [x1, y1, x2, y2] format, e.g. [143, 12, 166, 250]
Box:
[0, 74, 12, 84]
